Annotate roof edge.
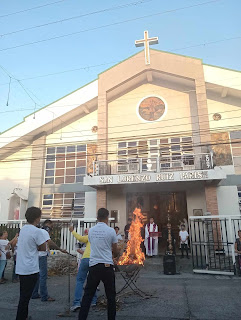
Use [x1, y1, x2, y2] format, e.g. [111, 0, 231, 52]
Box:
[151, 48, 203, 61]
[203, 63, 241, 74]
[0, 78, 98, 136]
[25, 78, 98, 119]
[98, 48, 204, 77]
[98, 51, 142, 76]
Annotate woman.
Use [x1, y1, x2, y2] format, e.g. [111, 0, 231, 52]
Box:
[235, 230, 241, 276]
[0, 231, 10, 284]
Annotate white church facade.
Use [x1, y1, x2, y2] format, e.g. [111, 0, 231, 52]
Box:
[0, 33, 241, 239]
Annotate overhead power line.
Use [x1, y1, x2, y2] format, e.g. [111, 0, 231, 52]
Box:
[0, 0, 152, 37]
[0, 52, 240, 87]
[0, 0, 223, 51]
[1, 118, 241, 154]
[0, 91, 238, 116]
[0, 0, 67, 19]
[1, 103, 241, 142]
[1, 137, 241, 164]
[0, 74, 241, 115]
[0, 80, 241, 142]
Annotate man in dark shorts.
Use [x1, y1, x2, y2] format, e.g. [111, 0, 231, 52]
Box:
[78, 208, 119, 320]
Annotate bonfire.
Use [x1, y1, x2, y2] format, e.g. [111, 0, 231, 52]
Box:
[118, 208, 145, 265]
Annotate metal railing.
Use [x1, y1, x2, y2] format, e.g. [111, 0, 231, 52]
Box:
[189, 215, 241, 274]
[0, 218, 115, 254]
[93, 153, 213, 176]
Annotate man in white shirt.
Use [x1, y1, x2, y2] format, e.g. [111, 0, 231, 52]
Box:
[15, 207, 50, 320]
[179, 224, 189, 259]
[78, 208, 119, 320]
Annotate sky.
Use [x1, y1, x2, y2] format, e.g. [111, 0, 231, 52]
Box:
[0, 0, 240, 133]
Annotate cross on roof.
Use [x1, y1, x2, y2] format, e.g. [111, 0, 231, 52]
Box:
[135, 31, 158, 65]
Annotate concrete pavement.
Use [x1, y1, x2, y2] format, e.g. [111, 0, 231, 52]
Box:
[0, 260, 240, 320]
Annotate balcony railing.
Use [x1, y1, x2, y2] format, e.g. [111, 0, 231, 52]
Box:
[93, 153, 213, 176]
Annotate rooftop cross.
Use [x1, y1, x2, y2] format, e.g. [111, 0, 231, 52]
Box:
[135, 30, 159, 65]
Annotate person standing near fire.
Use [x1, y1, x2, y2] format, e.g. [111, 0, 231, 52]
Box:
[124, 218, 132, 240]
[68, 227, 97, 312]
[144, 218, 158, 257]
[78, 208, 119, 320]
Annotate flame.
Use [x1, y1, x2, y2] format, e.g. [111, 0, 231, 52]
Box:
[118, 208, 145, 265]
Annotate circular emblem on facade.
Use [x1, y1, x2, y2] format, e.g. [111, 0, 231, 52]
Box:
[213, 113, 222, 121]
[91, 126, 98, 133]
[137, 96, 167, 122]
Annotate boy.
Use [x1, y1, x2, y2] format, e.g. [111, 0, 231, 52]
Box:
[114, 226, 123, 241]
[179, 224, 189, 259]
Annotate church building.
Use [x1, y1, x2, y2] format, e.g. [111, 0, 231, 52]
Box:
[0, 32, 241, 243]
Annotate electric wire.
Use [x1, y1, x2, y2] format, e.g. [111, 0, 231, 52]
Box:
[0, 0, 153, 37]
[1, 103, 241, 145]
[1, 120, 241, 161]
[0, 72, 241, 139]
[0, 0, 228, 52]
[1, 137, 241, 165]
[0, 0, 67, 18]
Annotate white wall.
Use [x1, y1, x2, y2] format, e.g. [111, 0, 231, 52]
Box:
[46, 110, 98, 144]
[216, 186, 240, 216]
[107, 189, 126, 234]
[204, 65, 241, 91]
[0, 146, 32, 220]
[0, 80, 98, 149]
[207, 98, 241, 131]
[84, 192, 97, 219]
[186, 186, 207, 217]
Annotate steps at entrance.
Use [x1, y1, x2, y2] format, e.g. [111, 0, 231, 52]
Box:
[143, 255, 193, 273]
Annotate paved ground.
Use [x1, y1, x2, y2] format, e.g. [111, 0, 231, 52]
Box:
[1, 257, 240, 320]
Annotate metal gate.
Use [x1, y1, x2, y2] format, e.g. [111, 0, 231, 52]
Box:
[0, 218, 115, 254]
[189, 215, 241, 274]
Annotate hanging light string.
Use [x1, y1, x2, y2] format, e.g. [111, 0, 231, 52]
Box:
[6, 76, 12, 106]
[33, 103, 37, 119]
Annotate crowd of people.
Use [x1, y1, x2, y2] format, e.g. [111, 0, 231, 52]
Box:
[0, 207, 241, 320]
[0, 207, 119, 320]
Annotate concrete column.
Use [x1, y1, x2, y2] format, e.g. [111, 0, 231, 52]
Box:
[28, 133, 47, 208]
[189, 91, 202, 168]
[97, 92, 108, 160]
[205, 185, 219, 215]
[195, 79, 211, 153]
[96, 187, 107, 210]
[204, 185, 221, 250]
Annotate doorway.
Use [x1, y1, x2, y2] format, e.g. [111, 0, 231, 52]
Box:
[126, 192, 188, 253]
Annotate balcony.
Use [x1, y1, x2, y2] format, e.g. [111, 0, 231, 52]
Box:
[93, 153, 213, 176]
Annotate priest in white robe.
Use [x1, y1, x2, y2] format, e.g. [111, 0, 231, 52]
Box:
[144, 218, 158, 256]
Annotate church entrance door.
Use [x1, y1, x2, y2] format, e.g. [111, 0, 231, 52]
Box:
[126, 192, 188, 254]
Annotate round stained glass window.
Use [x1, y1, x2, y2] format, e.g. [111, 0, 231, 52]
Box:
[137, 96, 167, 122]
